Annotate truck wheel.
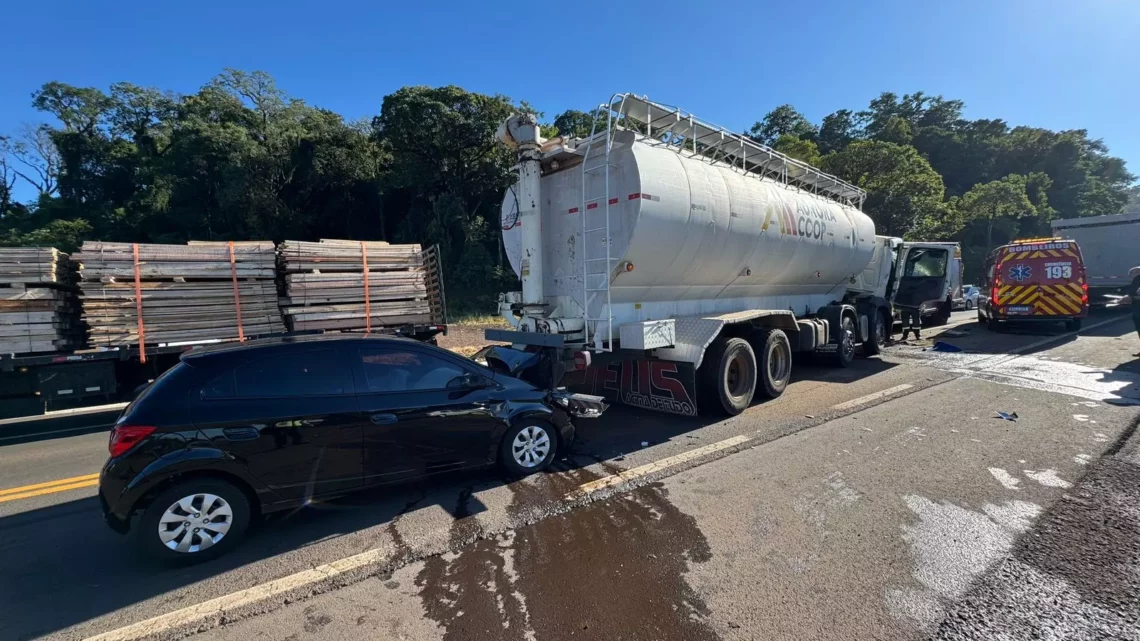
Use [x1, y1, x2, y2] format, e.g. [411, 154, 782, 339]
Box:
[699, 337, 756, 416]
[1065, 318, 1082, 332]
[753, 329, 792, 398]
[830, 315, 856, 368]
[862, 309, 888, 357]
[933, 302, 951, 326]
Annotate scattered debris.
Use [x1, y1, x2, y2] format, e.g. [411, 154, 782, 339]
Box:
[994, 411, 1019, 422]
[942, 329, 970, 337]
[932, 341, 963, 352]
[805, 415, 815, 419]
[1072, 414, 1090, 422]
[640, 441, 649, 447]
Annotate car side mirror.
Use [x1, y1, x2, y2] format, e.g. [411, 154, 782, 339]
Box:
[448, 373, 490, 390]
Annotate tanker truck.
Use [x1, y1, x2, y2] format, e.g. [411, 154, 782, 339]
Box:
[486, 93, 945, 416]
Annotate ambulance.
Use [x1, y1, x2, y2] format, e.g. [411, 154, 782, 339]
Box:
[978, 237, 1089, 331]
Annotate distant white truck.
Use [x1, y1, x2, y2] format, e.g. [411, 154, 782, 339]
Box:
[1052, 212, 1140, 302]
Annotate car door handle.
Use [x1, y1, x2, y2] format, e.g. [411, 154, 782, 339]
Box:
[370, 413, 398, 425]
[223, 427, 260, 441]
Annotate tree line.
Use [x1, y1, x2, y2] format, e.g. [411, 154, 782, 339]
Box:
[1, 71, 1136, 312]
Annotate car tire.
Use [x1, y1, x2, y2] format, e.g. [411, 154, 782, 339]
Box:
[829, 315, 856, 368]
[966, 300, 974, 311]
[862, 309, 889, 357]
[137, 478, 251, 563]
[1066, 318, 1082, 332]
[753, 329, 792, 399]
[499, 420, 559, 476]
[699, 337, 757, 416]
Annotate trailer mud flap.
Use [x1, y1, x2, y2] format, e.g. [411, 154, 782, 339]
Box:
[572, 356, 698, 417]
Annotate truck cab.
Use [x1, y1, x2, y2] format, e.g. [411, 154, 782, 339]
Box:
[888, 242, 962, 327]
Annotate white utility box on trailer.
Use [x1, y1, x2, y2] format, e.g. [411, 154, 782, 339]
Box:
[488, 94, 945, 416]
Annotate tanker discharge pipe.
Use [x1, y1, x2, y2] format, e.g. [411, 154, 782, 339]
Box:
[497, 113, 544, 311]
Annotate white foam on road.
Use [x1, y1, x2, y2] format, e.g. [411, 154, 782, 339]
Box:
[886, 495, 1042, 631]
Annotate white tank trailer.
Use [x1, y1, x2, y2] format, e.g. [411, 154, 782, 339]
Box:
[489, 94, 899, 416]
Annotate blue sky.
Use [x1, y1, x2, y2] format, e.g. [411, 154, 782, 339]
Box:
[4, 0, 1138, 201]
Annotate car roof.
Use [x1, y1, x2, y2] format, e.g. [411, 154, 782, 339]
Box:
[180, 333, 428, 363]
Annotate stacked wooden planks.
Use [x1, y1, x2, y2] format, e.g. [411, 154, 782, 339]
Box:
[0, 247, 84, 354]
[279, 239, 434, 332]
[74, 241, 285, 348]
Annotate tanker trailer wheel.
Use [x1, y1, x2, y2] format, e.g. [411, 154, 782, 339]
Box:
[699, 337, 757, 416]
[861, 309, 889, 357]
[830, 315, 856, 368]
[752, 328, 792, 399]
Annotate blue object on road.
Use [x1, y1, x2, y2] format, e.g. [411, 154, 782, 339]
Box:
[995, 412, 1019, 422]
[932, 341, 963, 352]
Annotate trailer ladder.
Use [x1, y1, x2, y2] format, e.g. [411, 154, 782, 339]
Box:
[579, 96, 630, 352]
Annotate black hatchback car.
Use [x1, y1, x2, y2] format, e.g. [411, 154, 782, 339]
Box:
[99, 334, 601, 561]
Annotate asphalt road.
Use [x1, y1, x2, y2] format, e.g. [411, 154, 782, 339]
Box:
[2, 310, 1138, 641]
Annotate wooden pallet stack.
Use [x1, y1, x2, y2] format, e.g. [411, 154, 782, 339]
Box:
[0, 247, 84, 354]
[279, 239, 434, 332]
[74, 241, 285, 350]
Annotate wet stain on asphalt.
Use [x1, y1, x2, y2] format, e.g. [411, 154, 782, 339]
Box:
[415, 460, 720, 640]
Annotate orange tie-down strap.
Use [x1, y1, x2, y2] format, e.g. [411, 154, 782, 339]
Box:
[228, 241, 246, 341]
[132, 243, 147, 363]
[361, 241, 371, 333]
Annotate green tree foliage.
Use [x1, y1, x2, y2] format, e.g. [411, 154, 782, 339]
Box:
[771, 134, 821, 166]
[749, 105, 818, 146]
[821, 141, 949, 238]
[952, 173, 1054, 278]
[2, 72, 1136, 309]
[818, 109, 860, 154]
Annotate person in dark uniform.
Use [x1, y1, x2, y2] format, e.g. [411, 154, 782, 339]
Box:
[899, 305, 921, 341]
[1130, 273, 1140, 355]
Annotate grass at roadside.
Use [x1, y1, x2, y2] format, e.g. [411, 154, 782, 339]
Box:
[450, 313, 506, 326]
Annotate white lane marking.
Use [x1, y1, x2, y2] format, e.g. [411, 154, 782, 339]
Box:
[568, 434, 752, 498]
[831, 384, 914, 411]
[1023, 469, 1073, 489]
[83, 546, 393, 641]
[989, 468, 1021, 490]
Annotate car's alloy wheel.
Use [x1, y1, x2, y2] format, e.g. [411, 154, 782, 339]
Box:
[157, 493, 233, 553]
[511, 425, 551, 469]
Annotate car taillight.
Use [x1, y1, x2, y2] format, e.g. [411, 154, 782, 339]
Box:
[109, 425, 156, 457]
[1081, 281, 1088, 305]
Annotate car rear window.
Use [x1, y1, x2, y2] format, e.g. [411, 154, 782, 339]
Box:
[202, 349, 351, 399]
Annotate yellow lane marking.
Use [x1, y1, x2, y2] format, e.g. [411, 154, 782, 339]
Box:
[567, 434, 753, 499]
[0, 479, 100, 503]
[0, 472, 99, 499]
